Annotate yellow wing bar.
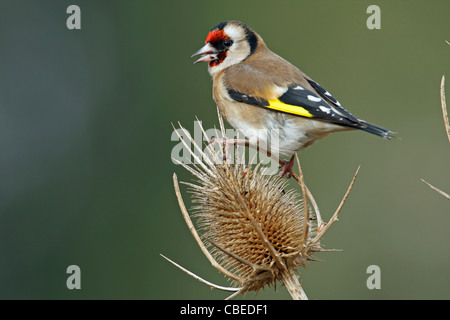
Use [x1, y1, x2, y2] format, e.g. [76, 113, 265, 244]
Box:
[266, 99, 313, 118]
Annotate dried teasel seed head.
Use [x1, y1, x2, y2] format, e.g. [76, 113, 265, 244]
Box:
[191, 163, 313, 293]
[167, 117, 359, 299]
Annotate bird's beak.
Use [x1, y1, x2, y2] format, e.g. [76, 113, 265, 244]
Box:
[191, 43, 218, 64]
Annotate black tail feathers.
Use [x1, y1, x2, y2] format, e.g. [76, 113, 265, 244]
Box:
[358, 121, 394, 140]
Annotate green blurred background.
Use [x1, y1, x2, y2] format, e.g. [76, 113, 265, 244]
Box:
[0, 0, 449, 299]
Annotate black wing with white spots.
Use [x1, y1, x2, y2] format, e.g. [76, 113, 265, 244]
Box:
[277, 84, 360, 126]
[227, 84, 393, 139]
[305, 80, 394, 138]
[306, 79, 359, 123]
[228, 84, 359, 127]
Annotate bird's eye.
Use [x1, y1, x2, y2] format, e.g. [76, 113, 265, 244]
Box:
[223, 39, 233, 47]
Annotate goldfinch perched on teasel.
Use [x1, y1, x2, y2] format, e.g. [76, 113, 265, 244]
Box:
[192, 21, 393, 177]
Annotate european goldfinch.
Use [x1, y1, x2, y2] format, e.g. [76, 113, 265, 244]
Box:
[192, 21, 393, 177]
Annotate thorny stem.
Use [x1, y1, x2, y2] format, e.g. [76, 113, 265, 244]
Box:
[279, 268, 308, 300]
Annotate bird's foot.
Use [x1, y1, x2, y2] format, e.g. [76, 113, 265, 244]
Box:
[209, 138, 293, 178]
[209, 137, 249, 161]
[279, 156, 295, 178]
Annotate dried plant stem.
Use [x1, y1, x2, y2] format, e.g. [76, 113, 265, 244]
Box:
[421, 75, 449, 199]
[310, 165, 360, 246]
[294, 154, 310, 245]
[279, 268, 308, 300]
[421, 179, 450, 200]
[284, 159, 359, 299]
[440, 75, 450, 143]
[290, 172, 323, 229]
[160, 254, 241, 293]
